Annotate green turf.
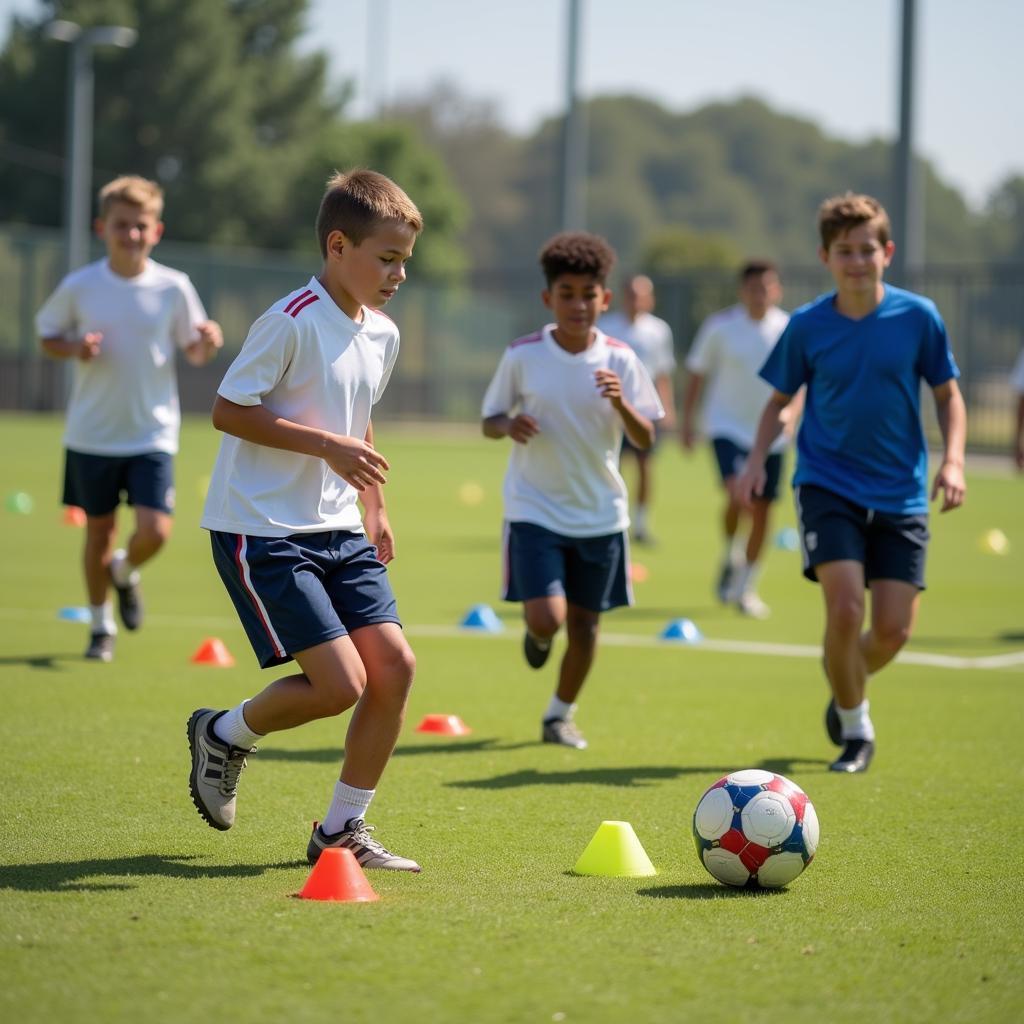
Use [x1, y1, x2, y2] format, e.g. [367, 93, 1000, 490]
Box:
[1, 413, 1022, 1024]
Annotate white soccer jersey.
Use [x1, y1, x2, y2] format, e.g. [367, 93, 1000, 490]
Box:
[599, 310, 676, 379]
[201, 277, 400, 537]
[481, 325, 664, 537]
[685, 304, 790, 451]
[35, 258, 207, 455]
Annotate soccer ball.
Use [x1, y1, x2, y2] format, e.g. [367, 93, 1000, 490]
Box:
[692, 769, 819, 888]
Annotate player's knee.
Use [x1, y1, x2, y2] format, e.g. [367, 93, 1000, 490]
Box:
[525, 608, 561, 640]
[139, 519, 172, 550]
[874, 620, 912, 655]
[827, 595, 864, 635]
[318, 677, 363, 717]
[368, 644, 416, 702]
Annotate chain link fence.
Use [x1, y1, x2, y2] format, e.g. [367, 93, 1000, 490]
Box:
[2, 225, 1020, 451]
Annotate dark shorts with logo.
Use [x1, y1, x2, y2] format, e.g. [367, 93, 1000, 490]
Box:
[794, 484, 929, 588]
[63, 449, 175, 515]
[712, 438, 783, 502]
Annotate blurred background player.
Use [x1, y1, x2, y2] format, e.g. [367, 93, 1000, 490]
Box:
[482, 232, 663, 749]
[1011, 346, 1024, 470]
[734, 193, 966, 773]
[36, 175, 222, 662]
[599, 274, 676, 543]
[681, 261, 793, 618]
[188, 170, 423, 871]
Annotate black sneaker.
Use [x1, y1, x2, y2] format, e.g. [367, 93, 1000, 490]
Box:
[542, 717, 588, 749]
[829, 738, 875, 773]
[716, 560, 736, 604]
[84, 632, 114, 662]
[825, 699, 842, 746]
[523, 631, 552, 669]
[110, 565, 143, 631]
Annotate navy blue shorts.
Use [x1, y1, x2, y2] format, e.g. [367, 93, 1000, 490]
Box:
[210, 530, 401, 668]
[712, 438, 783, 502]
[502, 521, 631, 613]
[794, 484, 929, 589]
[63, 449, 175, 516]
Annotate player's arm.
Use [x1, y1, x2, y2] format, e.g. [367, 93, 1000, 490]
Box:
[733, 390, 793, 507]
[358, 420, 395, 563]
[40, 333, 102, 361]
[184, 321, 224, 366]
[594, 369, 656, 450]
[482, 413, 539, 443]
[680, 371, 705, 451]
[654, 373, 677, 430]
[211, 396, 388, 492]
[930, 379, 967, 512]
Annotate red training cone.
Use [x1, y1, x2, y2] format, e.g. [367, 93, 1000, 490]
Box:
[297, 848, 379, 902]
[63, 505, 87, 527]
[190, 637, 235, 667]
[415, 714, 472, 736]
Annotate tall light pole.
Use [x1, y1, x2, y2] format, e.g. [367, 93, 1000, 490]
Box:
[559, 0, 586, 231]
[45, 19, 137, 273]
[891, 0, 922, 286]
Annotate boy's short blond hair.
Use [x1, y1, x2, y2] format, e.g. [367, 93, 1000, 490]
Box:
[316, 169, 423, 258]
[818, 192, 891, 250]
[98, 175, 164, 219]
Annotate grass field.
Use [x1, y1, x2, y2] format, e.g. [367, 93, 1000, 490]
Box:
[2, 412, 1022, 1024]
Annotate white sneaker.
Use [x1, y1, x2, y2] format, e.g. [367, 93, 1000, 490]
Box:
[187, 708, 254, 830]
[737, 592, 770, 619]
[307, 818, 421, 871]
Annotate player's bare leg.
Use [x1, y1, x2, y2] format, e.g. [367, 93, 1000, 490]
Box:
[632, 448, 654, 542]
[522, 593, 565, 669]
[83, 512, 117, 660]
[542, 603, 598, 750]
[735, 498, 772, 617]
[110, 505, 170, 631]
[716, 490, 742, 602]
[816, 559, 875, 772]
[861, 579, 920, 674]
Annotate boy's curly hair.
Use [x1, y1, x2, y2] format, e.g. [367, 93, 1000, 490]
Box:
[539, 231, 616, 286]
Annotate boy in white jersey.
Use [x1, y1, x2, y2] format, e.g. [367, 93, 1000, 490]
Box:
[36, 175, 223, 663]
[482, 232, 663, 749]
[599, 275, 677, 543]
[681, 261, 794, 618]
[188, 170, 423, 872]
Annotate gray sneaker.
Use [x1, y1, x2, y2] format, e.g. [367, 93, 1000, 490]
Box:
[307, 817, 421, 872]
[716, 560, 737, 603]
[187, 708, 253, 831]
[84, 632, 115, 662]
[542, 717, 588, 749]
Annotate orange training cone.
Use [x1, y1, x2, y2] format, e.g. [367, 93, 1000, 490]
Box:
[190, 637, 235, 667]
[63, 505, 87, 527]
[298, 848, 379, 902]
[416, 714, 472, 736]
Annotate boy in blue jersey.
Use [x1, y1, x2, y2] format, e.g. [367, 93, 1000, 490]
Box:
[734, 193, 967, 773]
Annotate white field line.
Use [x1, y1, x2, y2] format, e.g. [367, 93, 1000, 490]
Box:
[3, 607, 1022, 671]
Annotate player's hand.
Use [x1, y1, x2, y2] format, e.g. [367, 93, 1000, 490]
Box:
[930, 459, 966, 512]
[197, 320, 223, 354]
[364, 507, 395, 564]
[325, 435, 390, 491]
[732, 463, 766, 508]
[79, 332, 102, 361]
[594, 369, 623, 406]
[507, 414, 540, 444]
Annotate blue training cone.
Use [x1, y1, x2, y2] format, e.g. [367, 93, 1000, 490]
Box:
[660, 618, 703, 644]
[459, 603, 504, 633]
[58, 606, 91, 623]
[775, 527, 800, 551]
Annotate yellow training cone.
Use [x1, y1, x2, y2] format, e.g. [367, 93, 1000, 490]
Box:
[572, 820, 657, 877]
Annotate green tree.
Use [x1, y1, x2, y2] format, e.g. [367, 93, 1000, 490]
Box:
[0, 0, 465, 274]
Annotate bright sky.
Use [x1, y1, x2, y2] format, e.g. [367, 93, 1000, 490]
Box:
[4, 0, 1021, 209]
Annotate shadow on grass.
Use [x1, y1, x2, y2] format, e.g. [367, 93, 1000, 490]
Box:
[258, 738, 535, 764]
[447, 756, 832, 789]
[637, 882, 787, 900]
[0, 854, 306, 893]
[0, 653, 80, 671]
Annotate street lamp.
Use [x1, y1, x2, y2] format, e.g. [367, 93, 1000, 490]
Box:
[45, 19, 137, 273]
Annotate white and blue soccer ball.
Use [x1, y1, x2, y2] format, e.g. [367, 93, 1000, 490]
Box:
[692, 769, 819, 888]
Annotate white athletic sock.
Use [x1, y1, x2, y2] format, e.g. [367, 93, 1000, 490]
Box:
[735, 560, 762, 597]
[213, 700, 263, 749]
[322, 781, 375, 835]
[633, 506, 648, 534]
[837, 699, 875, 741]
[544, 696, 576, 722]
[110, 549, 140, 587]
[90, 603, 117, 635]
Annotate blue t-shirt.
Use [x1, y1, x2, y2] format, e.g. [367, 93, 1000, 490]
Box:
[760, 285, 959, 514]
